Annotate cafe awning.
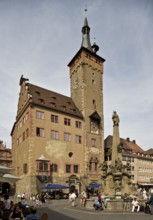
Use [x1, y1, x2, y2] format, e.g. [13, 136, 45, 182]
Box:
[86, 183, 102, 189]
[40, 183, 70, 190]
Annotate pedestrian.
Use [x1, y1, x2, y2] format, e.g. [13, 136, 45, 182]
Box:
[80, 190, 87, 207]
[70, 192, 76, 207]
[98, 192, 103, 205]
[41, 192, 45, 203]
[123, 193, 130, 211]
[9, 204, 24, 220]
[3, 194, 11, 211]
[142, 189, 147, 200]
[131, 198, 140, 212]
[149, 193, 153, 215]
[93, 192, 104, 211]
[25, 206, 40, 220]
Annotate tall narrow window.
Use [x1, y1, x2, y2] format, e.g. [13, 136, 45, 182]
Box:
[38, 161, 48, 171]
[74, 165, 78, 173]
[51, 130, 59, 140]
[75, 135, 82, 144]
[91, 138, 96, 147]
[51, 164, 58, 172]
[36, 127, 45, 137]
[23, 163, 28, 173]
[66, 165, 71, 173]
[64, 118, 71, 126]
[51, 115, 58, 123]
[26, 128, 29, 138]
[64, 133, 71, 142]
[75, 121, 82, 128]
[36, 111, 45, 119]
[93, 99, 96, 109]
[22, 132, 25, 141]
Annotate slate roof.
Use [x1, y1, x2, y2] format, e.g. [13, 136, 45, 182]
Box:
[122, 138, 144, 153]
[27, 83, 83, 119]
[145, 148, 153, 155]
[104, 135, 144, 154]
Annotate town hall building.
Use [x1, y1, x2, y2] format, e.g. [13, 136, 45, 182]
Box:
[11, 17, 105, 194]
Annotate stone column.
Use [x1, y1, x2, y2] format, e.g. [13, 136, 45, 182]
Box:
[111, 111, 121, 165]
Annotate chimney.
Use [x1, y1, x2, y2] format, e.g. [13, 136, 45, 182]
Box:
[133, 140, 136, 144]
[126, 137, 130, 142]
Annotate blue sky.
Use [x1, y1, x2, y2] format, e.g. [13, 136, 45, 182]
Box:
[0, 0, 153, 150]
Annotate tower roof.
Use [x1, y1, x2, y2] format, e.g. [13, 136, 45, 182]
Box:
[84, 17, 89, 27]
[81, 17, 92, 51]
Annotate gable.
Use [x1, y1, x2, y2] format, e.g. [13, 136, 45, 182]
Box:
[17, 77, 30, 118]
[89, 111, 101, 121]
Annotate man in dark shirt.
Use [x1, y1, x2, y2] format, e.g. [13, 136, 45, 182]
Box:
[123, 193, 130, 211]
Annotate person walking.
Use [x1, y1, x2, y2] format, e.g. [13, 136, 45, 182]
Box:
[70, 192, 76, 207]
[80, 190, 87, 207]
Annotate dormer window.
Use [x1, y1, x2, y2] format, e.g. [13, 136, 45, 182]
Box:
[35, 91, 40, 96]
[70, 108, 76, 112]
[51, 96, 56, 100]
[62, 105, 66, 111]
[50, 102, 56, 107]
[38, 98, 45, 104]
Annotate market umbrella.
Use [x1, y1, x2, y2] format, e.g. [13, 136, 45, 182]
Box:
[86, 183, 102, 189]
[40, 184, 70, 190]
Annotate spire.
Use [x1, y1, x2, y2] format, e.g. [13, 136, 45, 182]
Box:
[81, 17, 92, 51]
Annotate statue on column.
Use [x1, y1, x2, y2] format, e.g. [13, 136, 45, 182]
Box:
[112, 111, 120, 126]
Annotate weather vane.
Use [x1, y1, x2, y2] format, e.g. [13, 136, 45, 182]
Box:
[84, 4, 87, 13]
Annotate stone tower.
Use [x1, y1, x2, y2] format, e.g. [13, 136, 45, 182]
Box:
[68, 17, 105, 184]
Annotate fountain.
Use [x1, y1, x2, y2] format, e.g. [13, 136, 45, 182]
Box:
[101, 111, 133, 199]
[85, 112, 137, 210]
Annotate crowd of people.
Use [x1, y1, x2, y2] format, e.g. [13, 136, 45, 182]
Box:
[1, 186, 153, 219]
[0, 194, 40, 220]
[68, 187, 153, 215]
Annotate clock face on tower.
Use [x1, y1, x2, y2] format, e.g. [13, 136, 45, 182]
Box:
[90, 120, 99, 134]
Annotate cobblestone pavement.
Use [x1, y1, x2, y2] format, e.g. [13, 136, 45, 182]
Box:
[29, 199, 153, 220]
[10, 197, 153, 220]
